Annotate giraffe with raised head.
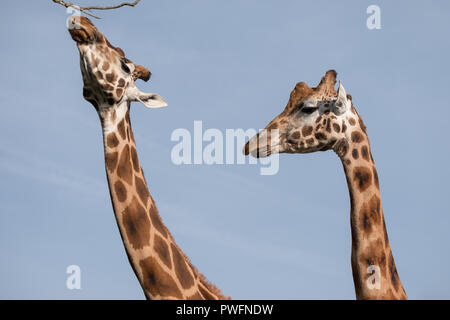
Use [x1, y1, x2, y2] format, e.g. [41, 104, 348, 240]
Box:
[244, 70, 407, 300]
[68, 16, 227, 300]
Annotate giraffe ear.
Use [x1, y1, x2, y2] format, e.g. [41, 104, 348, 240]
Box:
[136, 92, 168, 109]
[128, 87, 168, 108]
[333, 81, 349, 115]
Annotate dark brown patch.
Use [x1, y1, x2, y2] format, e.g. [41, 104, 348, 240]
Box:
[333, 138, 349, 157]
[315, 115, 323, 124]
[314, 132, 327, 141]
[291, 131, 301, 139]
[342, 121, 347, 133]
[198, 285, 216, 300]
[140, 256, 183, 299]
[353, 166, 372, 192]
[102, 61, 110, 71]
[326, 119, 331, 133]
[130, 146, 139, 172]
[117, 118, 126, 139]
[306, 138, 315, 145]
[352, 148, 359, 160]
[117, 145, 133, 185]
[373, 167, 380, 189]
[106, 132, 119, 148]
[351, 131, 364, 143]
[153, 234, 172, 269]
[114, 180, 127, 202]
[117, 78, 126, 88]
[333, 123, 341, 133]
[135, 175, 150, 206]
[360, 195, 381, 232]
[361, 145, 370, 161]
[170, 243, 195, 289]
[103, 83, 114, 91]
[105, 72, 117, 83]
[349, 118, 356, 126]
[122, 196, 151, 250]
[149, 205, 168, 238]
[116, 88, 123, 97]
[105, 151, 118, 172]
[95, 71, 103, 80]
[302, 126, 313, 137]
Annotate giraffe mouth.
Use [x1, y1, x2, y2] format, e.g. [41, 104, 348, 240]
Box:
[243, 141, 272, 158]
[68, 16, 99, 44]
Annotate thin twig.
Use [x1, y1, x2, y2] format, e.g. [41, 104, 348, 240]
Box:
[52, 0, 141, 19]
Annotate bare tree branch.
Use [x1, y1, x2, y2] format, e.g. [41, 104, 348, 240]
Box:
[52, 0, 141, 19]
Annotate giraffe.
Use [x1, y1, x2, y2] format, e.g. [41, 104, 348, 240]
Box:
[244, 70, 407, 300]
[67, 16, 227, 300]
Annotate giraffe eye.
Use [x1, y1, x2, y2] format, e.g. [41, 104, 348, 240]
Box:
[301, 107, 318, 114]
[120, 60, 131, 73]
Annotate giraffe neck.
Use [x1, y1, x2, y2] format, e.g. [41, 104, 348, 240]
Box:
[99, 102, 227, 300]
[336, 126, 407, 300]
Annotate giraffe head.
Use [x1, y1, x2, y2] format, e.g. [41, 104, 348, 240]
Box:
[244, 70, 359, 158]
[68, 16, 167, 112]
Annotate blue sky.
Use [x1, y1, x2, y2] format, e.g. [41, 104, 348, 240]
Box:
[1, 0, 449, 299]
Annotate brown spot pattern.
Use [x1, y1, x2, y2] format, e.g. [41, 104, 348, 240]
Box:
[140, 256, 183, 299]
[334, 138, 349, 157]
[170, 243, 195, 289]
[114, 180, 127, 202]
[135, 175, 150, 206]
[315, 132, 327, 141]
[122, 196, 151, 250]
[130, 146, 139, 172]
[117, 118, 126, 139]
[373, 167, 380, 189]
[361, 145, 370, 161]
[117, 145, 133, 185]
[360, 195, 381, 233]
[333, 123, 341, 133]
[154, 234, 172, 269]
[105, 151, 118, 172]
[118, 78, 126, 88]
[351, 131, 364, 143]
[102, 61, 110, 71]
[149, 205, 168, 238]
[198, 285, 216, 300]
[353, 166, 372, 192]
[106, 132, 119, 148]
[105, 72, 117, 83]
[291, 131, 301, 139]
[302, 126, 313, 137]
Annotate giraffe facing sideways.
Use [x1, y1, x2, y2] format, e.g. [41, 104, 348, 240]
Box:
[244, 70, 407, 300]
[68, 16, 227, 300]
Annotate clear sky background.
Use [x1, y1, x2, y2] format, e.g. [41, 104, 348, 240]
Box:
[0, 1, 449, 299]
